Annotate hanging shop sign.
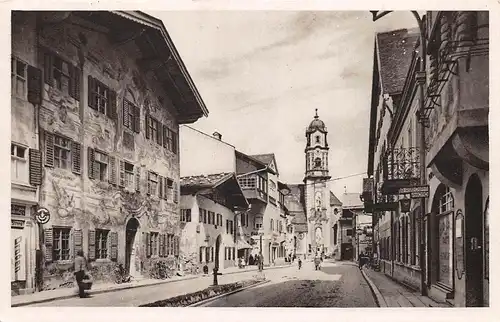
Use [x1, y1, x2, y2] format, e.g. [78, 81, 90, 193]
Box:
[398, 185, 429, 198]
[35, 207, 51, 224]
[400, 199, 412, 213]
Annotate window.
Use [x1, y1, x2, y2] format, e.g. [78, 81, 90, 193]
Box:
[269, 180, 276, 191]
[199, 247, 205, 262]
[241, 213, 246, 227]
[346, 229, 353, 236]
[148, 172, 158, 195]
[216, 213, 222, 227]
[315, 136, 320, 143]
[270, 219, 274, 231]
[199, 208, 203, 223]
[181, 209, 191, 222]
[124, 162, 134, 190]
[255, 216, 263, 229]
[54, 135, 71, 170]
[164, 127, 178, 154]
[96, 229, 109, 259]
[92, 80, 109, 114]
[123, 99, 140, 132]
[314, 157, 322, 168]
[11, 143, 28, 183]
[94, 150, 108, 182]
[203, 209, 207, 224]
[53, 228, 71, 261]
[167, 178, 174, 200]
[208, 211, 215, 225]
[150, 232, 159, 256]
[238, 176, 256, 189]
[11, 57, 27, 98]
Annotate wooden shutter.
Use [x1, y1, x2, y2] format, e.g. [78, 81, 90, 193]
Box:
[109, 157, 117, 185]
[135, 166, 140, 192]
[123, 99, 130, 128]
[133, 106, 140, 133]
[174, 236, 179, 256]
[69, 65, 81, 101]
[73, 229, 83, 257]
[146, 232, 151, 258]
[108, 89, 117, 120]
[159, 234, 164, 257]
[87, 147, 95, 179]
[147, 171, 151, 195]
[27, 65, 42, 105]
[172, 131, 178, 154]
[88, 76, 96, 109]
[88, 230, 96, 261]
[110, 232, 118, 261]
[163, 234, 168, 257]
[71, 141, 81, 174]
[145, 114, 150, 139]
[44, 132, 54, 167]
[173, 182, 178, 203]
[118, 160, 125, 187]
[159, 176, 163, 198]
[29, 149, 42, 186]
[156, 121, 163, 145]
[162, 125, 167, 148]
[44, 228, 53, 263]
[43, 52, 53, 85]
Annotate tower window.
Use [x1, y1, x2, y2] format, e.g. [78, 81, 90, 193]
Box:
[316, 136, 320, 143]
[314, 157, 322, 168]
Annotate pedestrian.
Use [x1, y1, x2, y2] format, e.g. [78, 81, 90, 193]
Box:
[298, 257, 302, 270]
[74, 250, 88, 298]
[359, 251, 365, 269]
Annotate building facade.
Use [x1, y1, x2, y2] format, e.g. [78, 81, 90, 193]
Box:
[365, 11, 489, 307]
[11, 11, 207, 294]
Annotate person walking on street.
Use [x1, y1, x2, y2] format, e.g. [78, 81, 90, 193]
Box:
[298, 257, 302, 270]
[74, 250, 89, 298]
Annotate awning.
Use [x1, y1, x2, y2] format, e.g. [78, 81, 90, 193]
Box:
[236, 239, 253, 250]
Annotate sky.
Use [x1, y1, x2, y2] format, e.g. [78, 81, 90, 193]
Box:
[156, 11, 419, 200]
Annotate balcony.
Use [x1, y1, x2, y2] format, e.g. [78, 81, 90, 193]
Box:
[238, 175, 268, 204]
[381, 147, 420, 195]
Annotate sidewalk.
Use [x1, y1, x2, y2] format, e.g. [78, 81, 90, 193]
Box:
[362, 267, 451, 308]
[12, 263, 291, 307]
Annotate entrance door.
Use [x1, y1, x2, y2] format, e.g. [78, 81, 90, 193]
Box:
[125, 218, 140, 276]
[465, 175, 484, 307]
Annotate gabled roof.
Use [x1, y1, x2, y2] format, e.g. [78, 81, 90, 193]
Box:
[330, 192, 342, 206]
[250, 153, 279, 175]
[376, 28, 419, 95]
[69, 11, 209, 124]
[342, 193, 363, 209]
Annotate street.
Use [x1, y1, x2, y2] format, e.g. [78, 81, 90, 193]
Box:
[202, 260, 376, 307]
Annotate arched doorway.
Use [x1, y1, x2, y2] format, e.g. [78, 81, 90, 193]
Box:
[125, 217, 140, 276]
[465, 174, 484, 307]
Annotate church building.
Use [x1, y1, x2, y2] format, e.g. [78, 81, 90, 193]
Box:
[287, 110, 342, 259]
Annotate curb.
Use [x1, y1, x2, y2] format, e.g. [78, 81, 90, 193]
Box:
[188, 279, 271, 307]
[360, 268, 387, 308]
[11, 275, 199, 307]
[12, 265, 290, 307]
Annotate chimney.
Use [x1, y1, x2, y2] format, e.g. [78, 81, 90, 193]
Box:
[212, 131, 222, 140]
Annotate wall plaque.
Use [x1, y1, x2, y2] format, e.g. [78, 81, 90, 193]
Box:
[11, 204, 26, 216]
[455, 209, 465, 280]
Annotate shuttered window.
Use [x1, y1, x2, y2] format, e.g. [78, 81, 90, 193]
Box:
[96, 229, 109, 259]
[11, 57, 27, 99]
[123, 99, 140, 132]
[43, 49, 80, 100]
[163, 127, 178, 154]
[88, 76, 116, 119]
[73, 229, 83, 257]
[53, 227, 71, 261]
[53, 135, 71, 170]
[29, 148, 42, 186]
[110, 232, 118, 261]
[88, 230, 96, 261]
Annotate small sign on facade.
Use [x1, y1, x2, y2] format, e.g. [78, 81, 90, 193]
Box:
[35, 207, 50, 224]
[398, 185, 429, 195]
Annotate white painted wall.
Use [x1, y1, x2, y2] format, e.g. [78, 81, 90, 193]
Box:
[180, 126, 236, 177]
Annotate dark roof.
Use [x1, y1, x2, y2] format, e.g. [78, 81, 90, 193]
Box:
[306, 111, 327, 133]
[330, 192, 342, 206]
[180, 173, 233, 188]
[376, 28, 419, 95]
[250, 153, 275, 165]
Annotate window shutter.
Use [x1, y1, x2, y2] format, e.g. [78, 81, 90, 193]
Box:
[173, 182, 178, 203]
[146, 233, 151, 258]
[159, 234, 164, 257]
[162, 177, 167, 200]
[163, 234, 168, 256]
[71, 141, 81, 174]
[45, 132, 54, 167]
[123, 100, 130, 128]
[133, 106, 140, 133]
[88, 230, 96, 261]
[29, 149, 42, 186]
[162, 125, 167, 148]
[174, 236, 180, 256]
[109, 157, 117, 185]
[135, 166, 140, 192]
[172, 131, 178, 154]
[157, 122, 163, 145]
[27, 65, 42, 105]
[69, 65, 81, 101]
[43, 52, 53, 86]
[88, 76, 96, 109]
[73, 229, 83, 257]
[145, 114, 150, 139]
[119, 160, 125, 187]
[110, 232, 118, 261]
[108, 89, 117, 120]
[147, 171, 151, 195]
[44, 228, 53, 263]
[159, 176, 163, 198]
[87, 147, 95, 179]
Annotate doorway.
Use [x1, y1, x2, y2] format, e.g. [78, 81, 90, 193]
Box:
[465, 174, 484, 307]
[125, 217, 140, 276]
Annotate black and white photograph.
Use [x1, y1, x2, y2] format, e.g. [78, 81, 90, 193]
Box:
[7, 4, 491, 314]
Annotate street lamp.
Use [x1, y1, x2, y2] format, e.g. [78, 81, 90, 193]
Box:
[370, 10, 428, 296]
[258, 231, 264, 272]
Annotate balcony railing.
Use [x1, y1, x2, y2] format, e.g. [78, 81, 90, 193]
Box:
[383, 147, 420, 181]
[238, 174, 268, 203]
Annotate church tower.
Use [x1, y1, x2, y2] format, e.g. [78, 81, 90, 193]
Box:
[303, 109, 331, 256]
